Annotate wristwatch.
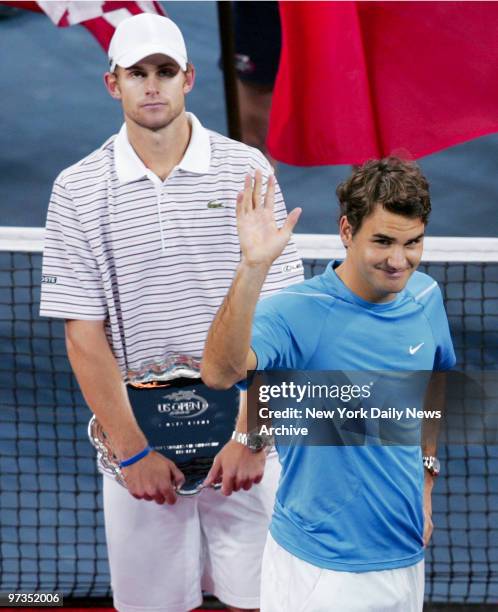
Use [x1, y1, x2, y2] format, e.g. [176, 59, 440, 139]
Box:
[423, 455, 441, 477]
[231, 431, 273, 453]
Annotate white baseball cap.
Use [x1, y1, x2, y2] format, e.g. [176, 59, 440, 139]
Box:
[108, 13, 188, 72]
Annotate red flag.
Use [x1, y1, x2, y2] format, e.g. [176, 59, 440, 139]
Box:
[1, 1, 165, 50]
[267, 1, 498, 166]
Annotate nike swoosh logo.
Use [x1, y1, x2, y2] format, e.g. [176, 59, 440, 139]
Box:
[409, 342, 424, 355]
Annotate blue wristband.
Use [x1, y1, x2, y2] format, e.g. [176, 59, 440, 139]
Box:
[118, 445, 153, 468]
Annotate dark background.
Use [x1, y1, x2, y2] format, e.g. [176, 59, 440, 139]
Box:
[1, 1, 498, 237]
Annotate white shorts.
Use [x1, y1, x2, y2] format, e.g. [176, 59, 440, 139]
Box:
[261, 533, 424, 612]
[103, 451, 280, 612]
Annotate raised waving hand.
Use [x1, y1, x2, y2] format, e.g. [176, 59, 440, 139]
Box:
[237, 170, 301, 268]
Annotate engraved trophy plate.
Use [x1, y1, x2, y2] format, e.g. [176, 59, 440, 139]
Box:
[89, 356, 239, 495]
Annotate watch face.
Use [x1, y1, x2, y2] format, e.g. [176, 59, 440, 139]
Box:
[247, 433, 265, 451]
[432, 457, 441, 474]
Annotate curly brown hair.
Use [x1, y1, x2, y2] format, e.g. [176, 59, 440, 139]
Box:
[336, 157, 431, 235]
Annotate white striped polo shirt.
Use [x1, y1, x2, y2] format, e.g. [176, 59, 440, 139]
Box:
[40, 113, 304, 380]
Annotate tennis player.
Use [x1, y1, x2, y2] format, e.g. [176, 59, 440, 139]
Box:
[201, 158, 456, 611]
[39, 13, 303, 612]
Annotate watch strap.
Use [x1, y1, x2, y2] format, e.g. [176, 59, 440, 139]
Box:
[423, 455, 440, 476]
[232, 431, 249, 446]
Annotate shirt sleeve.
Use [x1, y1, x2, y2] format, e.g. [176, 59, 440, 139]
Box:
[251, 292, 319, 371]
[39, 176, 107, 320]
[426, 284, 457, 371]
[250, 151, 304, 297]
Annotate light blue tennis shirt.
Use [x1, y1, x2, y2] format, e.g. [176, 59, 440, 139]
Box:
[251, 261, 456, 572]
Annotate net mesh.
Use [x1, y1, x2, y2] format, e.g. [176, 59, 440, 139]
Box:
[0, 230, 497, 603]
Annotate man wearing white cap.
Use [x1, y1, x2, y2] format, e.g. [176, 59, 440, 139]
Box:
[40, 12, 303, 612]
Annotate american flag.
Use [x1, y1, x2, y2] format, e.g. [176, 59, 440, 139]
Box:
[1, 1, 165, 50]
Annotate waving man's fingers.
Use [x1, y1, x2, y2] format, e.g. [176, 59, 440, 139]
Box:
[242, 174, 252, 213]
[263, 173, 275, 211]
[283, 207, 302, 237]
[253, 169, 263, 209]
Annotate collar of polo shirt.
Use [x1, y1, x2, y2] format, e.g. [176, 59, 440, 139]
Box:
[113, 112, 212, 184]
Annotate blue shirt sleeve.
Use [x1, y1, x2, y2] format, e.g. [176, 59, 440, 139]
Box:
[251, 292, 321, 370]
[426, 285, 457, 371]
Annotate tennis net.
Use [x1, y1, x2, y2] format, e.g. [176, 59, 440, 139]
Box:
[0, 227, 497, 605]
